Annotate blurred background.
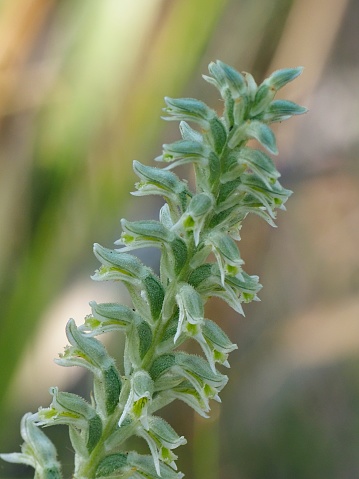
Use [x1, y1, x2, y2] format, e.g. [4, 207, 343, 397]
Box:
[0, 0, 359, 477]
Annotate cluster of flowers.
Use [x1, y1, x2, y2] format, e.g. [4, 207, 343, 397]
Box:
[1, 61, 306, 479]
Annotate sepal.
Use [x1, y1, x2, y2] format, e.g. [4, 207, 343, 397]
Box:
[186, 319, 237, 372]
[151, 382, 210, 418]
[159, 203, 174, 229]
[174, 283, 204, 343]
[229, 120, 278, 154]
[202, 319, 237, 367]
[142, 274, 165, 321]
[221, 147, 280, 187]
[118, 370, 154, 430]
[224, 271, 262, 302]
[205, 231, 244, 285]
[136, 416, 186, 474]
[214, 192, 278, 228]
[214, 175, 292, 223]
[240, 173, 292, 214]
[182, 192, 213, 245]
[232, 94, 249, 126]
[188, 263, 261, 314]
[150, 352, 228, 408]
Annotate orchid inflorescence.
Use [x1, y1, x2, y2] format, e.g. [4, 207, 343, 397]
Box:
[1, 61, 306, 479]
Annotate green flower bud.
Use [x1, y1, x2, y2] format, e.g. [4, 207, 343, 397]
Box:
[190, 265, 245, 316]
[244, 120, 278, 154]
[120, 219, 174, 246]
[80, 301, 140, 336]
[92, 244, 147, 282]
[161, 139, 209, 166]
[92, 245, 164, 323]
[0, 414, 61, 479]
[133, 160, 189, 205]
[163, 97, 215, 127]
[265, 66, 303, 91]
[243, 71, 258, 100]
[251, 83, 276, 116]
[57, 319, 114, 371]
[216, 60, 247, 98]
[204, 61, 227, 91]
[118, 219, 188, 278]
[179, 120, 203, 142]
[56, 319, 121, 416]
[36, 387, 102, 454]
[96, 451, 185, 479]
[263, 99, 308, 123]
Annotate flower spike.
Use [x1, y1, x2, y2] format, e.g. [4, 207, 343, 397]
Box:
[1, 61, 306, 479]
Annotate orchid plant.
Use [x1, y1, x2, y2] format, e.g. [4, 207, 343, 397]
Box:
[1, 60, 306, 479]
